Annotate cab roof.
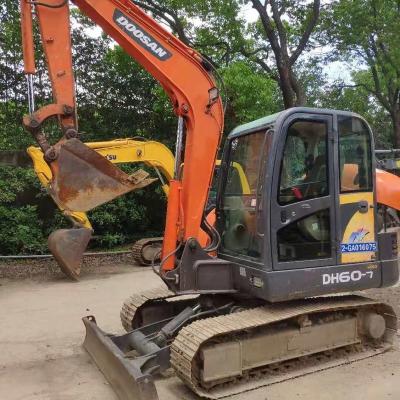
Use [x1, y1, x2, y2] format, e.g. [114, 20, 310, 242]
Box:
[228, 107, 368, 139]
[228, 112, 282, 138]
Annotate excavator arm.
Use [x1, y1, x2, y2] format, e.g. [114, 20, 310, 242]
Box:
[20, 0, 224, 274]
[21, 0, 76, 139]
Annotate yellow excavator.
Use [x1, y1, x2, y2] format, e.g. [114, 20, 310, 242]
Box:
[28, 138, 173, 279]
[29, 139, 251, 278]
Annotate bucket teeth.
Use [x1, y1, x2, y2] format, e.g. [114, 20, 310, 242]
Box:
[48, 227, 92, 280]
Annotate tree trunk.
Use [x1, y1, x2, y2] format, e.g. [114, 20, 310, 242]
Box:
[393, 105, 400, 148]
[277, 65, 296, 108]
[277, 64, 306, 108]
[290, 71, 306, 106]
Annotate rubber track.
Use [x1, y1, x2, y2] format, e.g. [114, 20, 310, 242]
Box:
[171, 295, 396, 399]
[131, 237, 163, 266]
[120, 285, 174, 331]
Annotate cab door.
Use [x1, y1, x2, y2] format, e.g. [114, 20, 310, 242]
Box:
[270, 113, 337, 270]
[337, 115, 377, 264]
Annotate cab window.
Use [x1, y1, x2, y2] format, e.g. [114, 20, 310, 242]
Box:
[279, 120, 329, 205]
[277, 119, 332, 262]
[339, 116, 372, 193]
[220, 131, 267, 260]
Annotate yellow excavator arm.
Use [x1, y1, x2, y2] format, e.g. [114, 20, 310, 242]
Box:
[27, 138, 175, 229]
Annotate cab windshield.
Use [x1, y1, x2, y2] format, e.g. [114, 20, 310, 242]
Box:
[219, 131, 269, 260]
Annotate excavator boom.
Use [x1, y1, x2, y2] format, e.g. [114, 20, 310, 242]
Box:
[20, 0, 223, 395]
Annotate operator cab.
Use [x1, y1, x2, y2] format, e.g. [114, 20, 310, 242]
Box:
[216, 108, 399, 301]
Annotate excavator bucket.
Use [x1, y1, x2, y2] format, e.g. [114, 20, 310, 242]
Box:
[49, 138, 156, 212]
[83, 316, 160, 400]
[45, 138, 156, 280]
[48, 227, 92, 281]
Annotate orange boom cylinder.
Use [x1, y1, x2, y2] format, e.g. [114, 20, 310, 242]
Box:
[161, 179, 182, 271]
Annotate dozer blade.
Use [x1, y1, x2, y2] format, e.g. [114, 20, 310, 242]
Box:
[49, 138, 156, 212]
[48, 227, 92, 281]
[83, 316, 159, 400]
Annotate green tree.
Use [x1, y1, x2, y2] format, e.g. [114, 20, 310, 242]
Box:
[0, 4, 170, 253]
[0, 166, 48, 254]
[0, 0, 33, 150]
[321, 77, 393, 148]
[222, 61, 281, 132]
[243, 0, 321, 108]
[326, 0, 400, 146]
[133, 0, 322, 108]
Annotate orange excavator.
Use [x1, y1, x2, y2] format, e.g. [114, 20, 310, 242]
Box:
[21, 1, 400, 400]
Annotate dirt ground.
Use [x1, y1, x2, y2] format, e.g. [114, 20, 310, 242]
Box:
[1, 261, 399, 400]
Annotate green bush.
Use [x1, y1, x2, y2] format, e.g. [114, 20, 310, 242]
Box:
[0, 205, 47, 254]
[88, 168, 167, 249]
[0, 166, 48, 254]
[0, 164, 167, 255]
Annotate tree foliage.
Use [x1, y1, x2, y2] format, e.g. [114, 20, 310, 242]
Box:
[222, 61, 281, 132]
[0, 166, 47, 254]
[326, 0, 400, 146]
[132, 0, 322, 108]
